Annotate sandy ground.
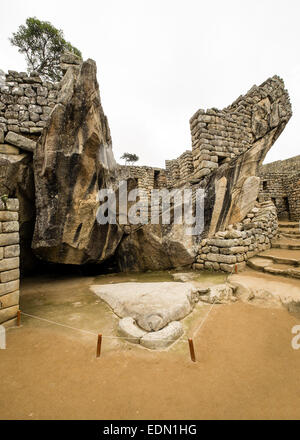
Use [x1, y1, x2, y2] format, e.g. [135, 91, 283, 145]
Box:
[1, 271, 300, 420]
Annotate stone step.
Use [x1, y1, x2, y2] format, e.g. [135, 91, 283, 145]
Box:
[278, 228, 300, 235]
[280, 233, 300, 240]
[271, 240, 300, 250]
[247, 256, 300, 279]
[278, 221, 299, 229]
[256, 248, 300, 266]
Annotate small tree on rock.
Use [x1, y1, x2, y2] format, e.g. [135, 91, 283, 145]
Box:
[121, 153, 139, 166]
[10, 17, 82, 81]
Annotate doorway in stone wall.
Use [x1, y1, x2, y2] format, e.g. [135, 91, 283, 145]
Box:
[279, 196, 290, 220]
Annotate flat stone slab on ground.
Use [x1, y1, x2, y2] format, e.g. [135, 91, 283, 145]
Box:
[91, 282, 195, 331]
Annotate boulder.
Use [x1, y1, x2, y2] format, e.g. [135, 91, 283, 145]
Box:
[32, 59, 122, 264]
[90, 282, 195, 331]
[199, 283, 237, 304]
[116, 223, 196, 272]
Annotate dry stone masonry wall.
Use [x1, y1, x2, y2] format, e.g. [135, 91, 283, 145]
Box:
[259, 155, 300, 221]
[166, 76, 291, 186]
[194, 201, 277, 272]
[0, 53, 82, 154]
[0, 198, 20, 327]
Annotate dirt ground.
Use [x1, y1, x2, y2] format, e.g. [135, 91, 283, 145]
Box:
[1, 271, 300, 420]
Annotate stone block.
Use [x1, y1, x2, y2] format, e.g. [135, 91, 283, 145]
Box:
[207, 253, 237, 264]
[4, 245, 20, 258]
[220, 263, 235, 273]
[0, 290, 19, 308]
[0, 257, 19, 273]
[1, 221, 19, 233]
[207, 238, 240, 247]
[5, 131, 36, 152]
[0, 144, 21, 155]
[0, 268, 20, 283]
[0, 211, 18, 221]
[0, 305, 18, 324]
[192, 263, 204, 270]
[0, 233, 19, 246]
[0, 198, 19, 211]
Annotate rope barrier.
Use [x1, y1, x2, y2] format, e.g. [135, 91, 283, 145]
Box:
[19, 297, 219, 362]
[19, 311, 189, 342]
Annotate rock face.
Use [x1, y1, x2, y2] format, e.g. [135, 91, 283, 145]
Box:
[117, 223, 196, 272]
[0, 62, 293, 273]
[117, 77, 292, 272]
[32, 59, 122, 264]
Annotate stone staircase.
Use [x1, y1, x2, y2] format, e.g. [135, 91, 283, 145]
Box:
[247, 221, 300, 278]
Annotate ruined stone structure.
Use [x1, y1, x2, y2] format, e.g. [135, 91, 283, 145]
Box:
[0, 55, 293, 274]
[166, 76, 291, 184]
[0, 71, 59, 137]
[0, 198, 20, 327]
[259, 155, 300, 221]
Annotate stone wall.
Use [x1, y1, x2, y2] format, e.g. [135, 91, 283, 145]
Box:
[259, 155, 300, 221]
[194, 201, 277, 272]
[118, 165, 167, 193]
[165, 150, 194, 187]
[0, 52, 81, 153]
[0, 70, 59, 140]
[189, 76, 291, 180]
[165, 76, 291, 187]
[0, 198, 20, 327]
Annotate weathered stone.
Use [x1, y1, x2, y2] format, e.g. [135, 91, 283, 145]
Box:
[0, 233, 19, 247]
[0, 268, 19, 283]
[200, 284, 236, 304]
[0, 257, 19, 273]
[140, 321, 184, 350]
[91, 282, 195, 332]
[0, 279, 19, 296]
[118, 317, 147, 344]
[1, 221, 19, 233]
[32, 59, 120, 265]
[0, 144, 20, 155]
[0, 290, 19, 308]
[0, 211, 18, 221]
[0, 305, 18, 324]
[4, 245, 20, 258]
[206, 253, 237, 264]
[5, 131, 36, 152]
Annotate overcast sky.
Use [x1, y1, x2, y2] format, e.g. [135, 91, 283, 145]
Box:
[1, 0, 300, 167]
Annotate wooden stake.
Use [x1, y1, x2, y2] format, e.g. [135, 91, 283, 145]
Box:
[188, 338, 196, 362]
[235, 263, 238, 274]
[17, 310, 21, 326]
[96, 334, 102, 358]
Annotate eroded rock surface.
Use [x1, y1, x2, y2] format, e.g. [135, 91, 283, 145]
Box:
[32, 59, 122, 264]
[91, 282, 197, 331]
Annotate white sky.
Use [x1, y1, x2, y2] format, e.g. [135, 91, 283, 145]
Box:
[1, 0, 300, 167]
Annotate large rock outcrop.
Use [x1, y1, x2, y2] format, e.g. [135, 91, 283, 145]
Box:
[117, 76, 292, 271]
[32, 59, 122, 264]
